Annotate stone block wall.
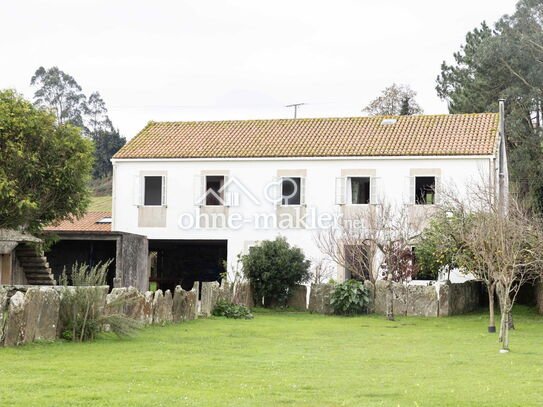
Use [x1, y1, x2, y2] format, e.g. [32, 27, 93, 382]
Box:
[287, 285, 307, 309]
[0, 283, 201, 347]
[371, 280, 481, 318]
[308, 284, 334, 314]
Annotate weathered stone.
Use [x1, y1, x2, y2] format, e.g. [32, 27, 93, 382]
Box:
[201, 282, 220, 317]
[217, 282, 233, 303]
[308, 283, 334, 314]
[406, 285, 438, 317]
[105, 287, 127, 316]
[287, 285, 307, 309]
[34, 287, 60, 341]
[122, 287, 145, 321]
[374, 280, 388, 316]
[143, 291, 154, 324]
[172, 286, 186, 322]
[152, 289, 164, 324]
[364, 280, 375, 314]
[182, 287, 198, 321]
[4, 291, 26, 346]
[438, 281, 451, 317]
[23, 287, 43, 343]
[392, 282, 408, 316]
[162, 290, 173, 322]
[448, 281, 480, 316]
[0, 287, 9, 340]
[232, 282, 254, 307]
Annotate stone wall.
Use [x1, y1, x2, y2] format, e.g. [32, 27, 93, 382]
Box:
[0, 283, 200, 347]
[308, 284, 334, 314]
[371, 280, 480, 318]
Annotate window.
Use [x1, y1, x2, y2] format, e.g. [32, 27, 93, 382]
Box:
[281, 177, 301, 205]
[205, 175, 225, 206]
[415, 176, 436, 205]
[349, 177, 370, 204]
[144, 176, 163, 206]
[344, 244, 370, 281]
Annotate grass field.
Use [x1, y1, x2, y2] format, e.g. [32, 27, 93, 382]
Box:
[1, 307, 542, 406]
[88, 195, 112, 212]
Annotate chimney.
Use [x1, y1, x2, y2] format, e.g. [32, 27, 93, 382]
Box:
[498, 99, 508, 212]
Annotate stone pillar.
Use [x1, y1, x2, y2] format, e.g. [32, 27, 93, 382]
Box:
[308, 284, 334, 314]
[438, 281, 451, 317]
[3, 291, 26, 347]
[201, 282, 220, 317]
[287, 285, 307, 309]
[364, 280, 375, 314]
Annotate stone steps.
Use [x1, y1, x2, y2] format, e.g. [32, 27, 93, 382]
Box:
[15, 244, 56, 286]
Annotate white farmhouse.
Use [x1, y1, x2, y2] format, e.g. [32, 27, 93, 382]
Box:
[112, 109, 507, 291]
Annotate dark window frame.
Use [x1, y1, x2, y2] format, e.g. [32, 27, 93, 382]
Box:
[349, 177, 371, 205]
[144, 176, 163, 206]
[415, 176, 436, 205]
[281, 177, 302, 206]
[205, 175, 225, 206]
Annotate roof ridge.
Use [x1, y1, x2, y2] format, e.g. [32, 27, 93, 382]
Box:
[146, 112, 498, 126]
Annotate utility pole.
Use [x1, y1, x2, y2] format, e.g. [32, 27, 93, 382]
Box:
[285, 103, 305, 119]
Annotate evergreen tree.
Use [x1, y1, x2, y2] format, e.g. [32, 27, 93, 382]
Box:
[436, 0, 543, 210]
[399, 97, 411, 115]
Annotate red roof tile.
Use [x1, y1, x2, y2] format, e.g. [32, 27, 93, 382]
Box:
[113, 113, 499, 159]
[44, 212, 112, 232]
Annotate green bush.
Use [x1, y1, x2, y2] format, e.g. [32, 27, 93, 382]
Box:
[212, 300, 253, 319]
[330, 280, 369, 316]
[242, 237, 311, 307]
[59, 261, 141, 341]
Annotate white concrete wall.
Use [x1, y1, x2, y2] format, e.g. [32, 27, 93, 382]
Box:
[112, 156, 494, 280]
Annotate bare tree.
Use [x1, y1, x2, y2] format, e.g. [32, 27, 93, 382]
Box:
[363, 84, 423, 116]
[315, 200, 424, 320]
[439, 182, 543, 349]
[310, 257, 335, 284]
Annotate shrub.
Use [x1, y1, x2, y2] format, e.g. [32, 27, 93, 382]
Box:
[415, 212, 464, 280]
[59, 261, 141, 341]
[212, 300, 253, 319]
[330, 280, 369, 316]
[242, 237, 311, 306]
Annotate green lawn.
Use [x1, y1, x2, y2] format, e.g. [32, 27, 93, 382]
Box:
[88, 195, 112, 212]
[1, 307, 542, 407]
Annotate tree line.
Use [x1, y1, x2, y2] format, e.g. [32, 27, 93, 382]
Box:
[31, 66, 125, 179]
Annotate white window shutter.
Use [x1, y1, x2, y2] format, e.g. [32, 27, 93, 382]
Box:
[369, 177, 379, 205]
[272, 176, 281, 206]
[222, 175, 229, 206]
[335, 177, 346, 205]
[133, 175, 141, 206]
[300, 177, 306, 205]
[194, 174, 204, 206]
[161, 175, 167, 206]
[407, 176, 416, 205]
[434, 176, 441, 204]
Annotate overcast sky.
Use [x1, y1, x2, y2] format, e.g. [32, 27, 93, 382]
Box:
[1, 0, 518, 139]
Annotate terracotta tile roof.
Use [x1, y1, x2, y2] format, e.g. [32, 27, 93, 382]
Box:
[44, 211, 112, 232]
[113, 113, 500, 159]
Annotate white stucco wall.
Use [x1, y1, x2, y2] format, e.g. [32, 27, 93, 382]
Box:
[111, 155, 495, 281]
